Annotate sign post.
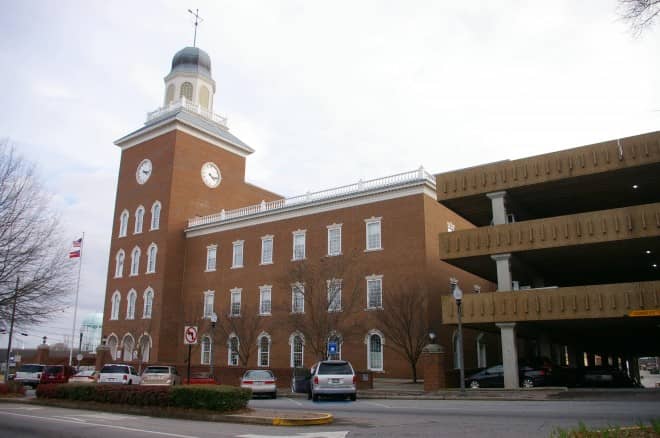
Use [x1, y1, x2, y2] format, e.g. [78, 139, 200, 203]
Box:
[184, 326, 198, 384]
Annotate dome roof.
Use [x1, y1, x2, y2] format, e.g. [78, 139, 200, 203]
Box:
[170, 46, 212, 79]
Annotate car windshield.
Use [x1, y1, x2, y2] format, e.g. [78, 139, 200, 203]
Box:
[318, 362, 353, 375]
[45, 366, 63, 373]
[19, 365, 44, 373]
[74, 370, 95, 377]
[101, 365, 128, 373]
[144, 367, 170, 374]
[244, 370, 273, 380]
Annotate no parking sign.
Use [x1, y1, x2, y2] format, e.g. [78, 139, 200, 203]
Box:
[184, 326, 198, 345]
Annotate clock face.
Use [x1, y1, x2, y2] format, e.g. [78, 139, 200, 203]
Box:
[201, 162, 221, 188]
[136, 159, 152, 184]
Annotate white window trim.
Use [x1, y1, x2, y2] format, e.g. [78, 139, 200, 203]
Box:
[110, 291, 121, 320]
[134, 205, 145, 234]
[126, 289, 137, 320]
[227, 334, 240, 366]
[365, 329, 385, 371]
[203, 290, 215, 319]
[205, 244, 217, 272]
[150, 201, 161, 231]
[327, 278, 342, 312]
[326, 223, 342, 256]
[289, 332, 305, 368]
[292, 229, 306, 261]
[260, 235, 274, 265]
[114, 249, 125, 278]
[201, 336, 211, 365]
[366, 274, 384, 310]
[291, 283, 305, 314]
[259, 285, 272, 316]
[257, 332, 271, 367]
[143, 287, 154, 319]
[230, 287, 242, 317]
[146, 243, 157, 274]
[364, 217, 383, 252]
[119, 210, 129, 238]
[232, 240, 244, 269]
[130, 246, 141, 276]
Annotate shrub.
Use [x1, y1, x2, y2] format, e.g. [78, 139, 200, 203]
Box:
[0, 382, 26, 395]
[170, 385, 251, 411]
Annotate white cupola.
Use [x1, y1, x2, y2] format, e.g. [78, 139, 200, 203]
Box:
[163, 46, 216, 112]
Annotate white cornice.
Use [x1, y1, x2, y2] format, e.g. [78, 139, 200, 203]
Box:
[114, 118, 251, 157]
[186, 183, 437, 238]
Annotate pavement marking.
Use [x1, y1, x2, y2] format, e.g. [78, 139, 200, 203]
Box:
[0, 406, 43, 411]
[239, 432, 349, 438]
[284, 397, 303, 406]
[362, 401, 391, 409]
[0, 411, 200, 438]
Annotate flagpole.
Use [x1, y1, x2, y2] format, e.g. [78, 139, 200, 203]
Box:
[69, 233, 84, 366]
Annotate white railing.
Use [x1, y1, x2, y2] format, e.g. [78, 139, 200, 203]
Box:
[188, 167, 436, 228]
[146, 98, 228, 129]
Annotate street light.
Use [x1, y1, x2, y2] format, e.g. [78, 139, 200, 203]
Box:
[451, 278, 465, 393]
[428, 331, 437, 343]
[209, 312, 218, 380]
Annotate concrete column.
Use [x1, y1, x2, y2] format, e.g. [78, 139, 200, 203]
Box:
[486, 191, 508, 225]
[422, 344, 446, 391]
[496, 323, 519, 389]
[95, 345, 113, 372]
[491, 253, 513, 291]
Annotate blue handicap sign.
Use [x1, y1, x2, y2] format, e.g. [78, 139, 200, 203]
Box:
[328, 342, 337, 354]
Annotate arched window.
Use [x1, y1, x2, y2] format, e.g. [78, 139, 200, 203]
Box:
[115, 250, 125, 278]
[228, 334, 240, 366]
[106, 334, 119, 360]
[150, 201, 161, 230]
[366, 330, 384, 371]
[119, 210, 129, 237]
[143, 288, 154, 319]
[201, 336, 211, 365]
[146, 243, 157, 273]
[135, 206, 145, 234]
[130, 247, 141, 276]
[180, 82, 193, 101]
[165, 84, 175, 105]
[258, 333, 271, 367]
[199, 85, 210, 109]
[477, 333, 487, 368]
[289, 332, 304, 367]
[122, 334, 135, 362]
[327, 332, 342, 360]
[138, 333, 151, 363]
[126, 289, 137, 320]
[452, 331, 460, 369]
[110, 291, 121, 320]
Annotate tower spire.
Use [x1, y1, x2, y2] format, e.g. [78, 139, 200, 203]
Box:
[187, 8, 204, 47]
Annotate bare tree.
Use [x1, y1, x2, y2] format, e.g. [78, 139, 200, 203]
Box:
[618, 0, 660, 35]
[0, 140, 72, 326]
[373, 283, 430, 383]
[283, 251, 365, 362]
[215, 312, 264, 367]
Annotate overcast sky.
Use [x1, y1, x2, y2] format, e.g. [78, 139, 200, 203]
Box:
[0, 0, 658, 349]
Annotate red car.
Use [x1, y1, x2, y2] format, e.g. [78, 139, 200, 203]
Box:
[39, 365, 76, 384]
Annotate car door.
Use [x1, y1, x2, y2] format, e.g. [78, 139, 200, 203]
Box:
[483, 365, 504, 387]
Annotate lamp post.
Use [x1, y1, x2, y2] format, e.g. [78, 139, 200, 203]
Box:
[451, 278, 465, 393]
[428, 331, 436, 344]
[209, 312, 217, 379]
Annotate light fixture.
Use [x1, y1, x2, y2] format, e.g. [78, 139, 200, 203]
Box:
[632, 184, 639, 189]
[653, 264, 658, 268]
[645, 250, 652, 255]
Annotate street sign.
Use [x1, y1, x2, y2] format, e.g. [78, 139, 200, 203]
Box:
[184, 326, 198, 345]
[328, 342, 337, 355]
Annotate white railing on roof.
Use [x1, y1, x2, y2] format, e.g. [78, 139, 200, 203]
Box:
[146, 97, 228, 129]
[188, 167, 436, 228]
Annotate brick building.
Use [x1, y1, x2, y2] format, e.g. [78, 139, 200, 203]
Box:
[101, 46, 494, 380]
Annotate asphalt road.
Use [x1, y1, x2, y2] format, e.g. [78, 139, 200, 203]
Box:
[0, 397, 658, 437]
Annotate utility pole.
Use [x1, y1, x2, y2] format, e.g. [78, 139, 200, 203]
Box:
[3, 278, 19, 383]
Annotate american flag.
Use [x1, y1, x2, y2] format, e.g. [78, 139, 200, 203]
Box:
[69, 238, 82, 258]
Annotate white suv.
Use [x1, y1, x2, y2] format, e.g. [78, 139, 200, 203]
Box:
[98, 364, 140, 384]
[309, 360, 357, 401]
[15, 364, 45, 388]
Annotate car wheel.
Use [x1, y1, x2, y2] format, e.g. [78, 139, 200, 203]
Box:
[307, 390, 312, 400]
[272, 392, 277, 399]
[469, 380, 480, 389]
[522, 378, 534, 388]
[312, 392, 319, 402]
[350, 393, 356, 401]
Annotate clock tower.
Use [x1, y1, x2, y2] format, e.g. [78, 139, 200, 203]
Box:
[102, 47, 279, 364]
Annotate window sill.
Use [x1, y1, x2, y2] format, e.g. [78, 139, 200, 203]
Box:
[134, 231, 143, 235]
[145, 271, 155, 275]
[364, 248, 383, 253]
[231, 265, 244, 270]
[260, 261, 273, 266]
[259, 313, 272, 317]
[204, 268, 216, 273]
[291, 257, 306, 262]
[326, 252, 342, 257]
[328, 309, 343, 313]
[229, 314, 241, 318]
[365, 306, 384, 311]
[129, 274, 138, 277]
[290, 311, 305, 315]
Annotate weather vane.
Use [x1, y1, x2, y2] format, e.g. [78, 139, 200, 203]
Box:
[188, 8, 204, 47]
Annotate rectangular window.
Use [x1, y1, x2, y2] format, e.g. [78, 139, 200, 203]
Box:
[203, 291, 215, 318]
[230, 288, 242, 317]
[291, 284, 305, 313]
[365, 218, 382, 251]
[259, 286, 272, 315]
[232, 240, 244, 268]
[206, 245, 217, 271]
[292, 230, 306, 261]
[261, 235, 273, 265]
[366, 275, 383, 309]
[327, 224, 342, 256]
[327, 279, 342, 312]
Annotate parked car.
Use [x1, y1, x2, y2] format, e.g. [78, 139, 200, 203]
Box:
[578, 367, 638, 388]
[465, 363, 551, 388]
[291, 367, 312, 394]
[140, 365, 181, 386]
[98, 364, 140, 384]
[69, 370, 98, 384]
[39, 365, 75, 384]
[15, 364, 45, 388]
[309, 360, 357, 401]
[184, 372, 217, 384]
[240, 369, 277, 398]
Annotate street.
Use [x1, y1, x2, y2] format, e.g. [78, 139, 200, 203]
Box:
[0, 396, 659, 437]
